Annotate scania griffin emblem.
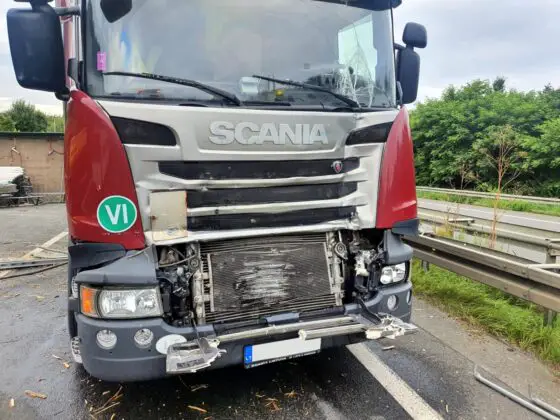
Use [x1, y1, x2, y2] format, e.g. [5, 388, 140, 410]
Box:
[331, 160, 343, 174]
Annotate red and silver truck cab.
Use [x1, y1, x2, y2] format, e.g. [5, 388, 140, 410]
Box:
[7, 0, 427, 381]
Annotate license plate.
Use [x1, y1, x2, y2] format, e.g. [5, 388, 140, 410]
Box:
[243, 338, 321, 368]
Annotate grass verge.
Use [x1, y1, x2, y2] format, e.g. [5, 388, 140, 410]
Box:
[417, 191, 560, 217]
[411, 260, 560, 369]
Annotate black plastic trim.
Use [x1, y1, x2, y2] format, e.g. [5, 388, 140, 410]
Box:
[187, 183, 358, 208]
[74, 250, 158, 286]
[160, 158, 359, 180]
[111, 117, 177, 146]
[187, 207, 356, 231]
[383, 231, 413, 265]
[68, 242, 127, 270]
[392, 218, 419, 236]
[345, 122, 393, 145]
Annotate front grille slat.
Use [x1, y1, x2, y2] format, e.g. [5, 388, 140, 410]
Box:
[201, 233, 327, 254]
[189, 207, 355, 231]
[160, 158, 359, 180]
[187, 183, 357, 208]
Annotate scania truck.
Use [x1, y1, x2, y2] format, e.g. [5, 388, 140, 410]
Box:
[7, 0, 427, 381]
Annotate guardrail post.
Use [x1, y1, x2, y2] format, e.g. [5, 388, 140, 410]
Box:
[543, 249, 559, 326]
[544, 310, 557, 327]
[421, 260, 430, 272]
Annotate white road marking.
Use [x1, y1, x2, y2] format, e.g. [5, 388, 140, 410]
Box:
[0, 231, 68, 279]
[348, 343, 444, 420]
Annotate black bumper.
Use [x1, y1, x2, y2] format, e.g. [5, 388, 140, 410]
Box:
[74, 281, 412, 382]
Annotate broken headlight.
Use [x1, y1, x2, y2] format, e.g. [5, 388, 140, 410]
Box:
[379, 263, 408, 285]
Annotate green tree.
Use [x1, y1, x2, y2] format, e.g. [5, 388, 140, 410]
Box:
[0, 113, 16, 132]
[492, 77, 506, 93]
[410, 79, 558, 196]
[534, 118, 560, 169]
[46, 115, 65, 132]
[521, 118, 560, 196]
[5, 100, 48, 132]
[473, 125, 528, 191]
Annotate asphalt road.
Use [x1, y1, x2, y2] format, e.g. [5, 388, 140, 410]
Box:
[1, 204, 559, 420]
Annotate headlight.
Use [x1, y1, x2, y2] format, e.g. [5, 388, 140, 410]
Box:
[80, 286, 163, 319]
[379, 263, 408, 285]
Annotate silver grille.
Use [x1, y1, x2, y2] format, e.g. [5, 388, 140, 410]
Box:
[200, 234, 339, 323]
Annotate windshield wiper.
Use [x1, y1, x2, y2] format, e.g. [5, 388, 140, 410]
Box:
[251, 74, 360, 108]
[103, 72, 242, 106]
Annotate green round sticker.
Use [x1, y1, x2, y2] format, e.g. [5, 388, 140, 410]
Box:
[97, 196, 138, 233]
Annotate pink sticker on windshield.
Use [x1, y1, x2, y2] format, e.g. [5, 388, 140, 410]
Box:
[97, 52, 107, 72]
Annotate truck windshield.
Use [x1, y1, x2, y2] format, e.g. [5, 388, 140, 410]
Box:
[84, 0, 396, 109]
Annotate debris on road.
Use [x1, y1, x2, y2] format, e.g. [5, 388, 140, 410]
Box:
[382, 346, 396, 351]
[265, 398, 281, 412]
[188, 405, 208, 414]
[284, 390, 297, 398]
[191, 384, 209, 392]
[24, 390, 47, 399]
[52, 354, 71, 369]
[474, 366, 559, 420]
[92, 402, 120, 416]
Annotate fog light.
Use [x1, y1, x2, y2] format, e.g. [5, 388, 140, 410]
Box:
[96, 329, 117, 350]
[387, 295, 398, 311]
[134, 328, 154, 349]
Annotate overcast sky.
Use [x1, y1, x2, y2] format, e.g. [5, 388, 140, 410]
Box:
[1, 0, 559, 115]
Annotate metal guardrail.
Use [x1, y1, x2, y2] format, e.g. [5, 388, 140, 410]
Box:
[406, 235, 560, 313]
[417, 186, 560, 204]
[418, 212, 560, 265]
[411, 200, 560, 320]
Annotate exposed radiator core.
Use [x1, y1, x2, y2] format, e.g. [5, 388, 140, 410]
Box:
[200, 234, 339, 323]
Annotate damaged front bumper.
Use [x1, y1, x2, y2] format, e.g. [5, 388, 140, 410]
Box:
[166, 313, 416, 374]
[75, 281, 413, 382]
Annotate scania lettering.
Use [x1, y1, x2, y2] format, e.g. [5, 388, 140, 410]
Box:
[7, 0, 427, 382]
[209, 122, 329, 146]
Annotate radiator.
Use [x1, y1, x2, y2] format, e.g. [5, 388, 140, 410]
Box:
[200, 234, 339, 323]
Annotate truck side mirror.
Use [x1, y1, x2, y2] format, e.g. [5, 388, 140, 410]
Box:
[7, 4, 66, 94]
[403, 22, 427, 49]
[100, 0, 132, 23]
[396, 22, 427, 105]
